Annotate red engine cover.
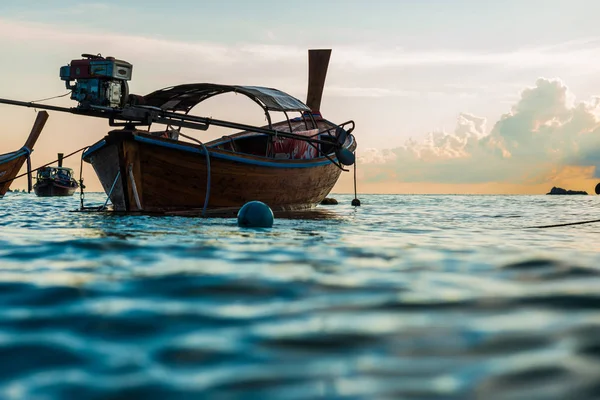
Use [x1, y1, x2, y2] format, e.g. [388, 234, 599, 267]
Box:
[69, 59, 92, 79]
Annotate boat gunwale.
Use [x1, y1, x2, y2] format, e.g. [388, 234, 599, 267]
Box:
[0, 148, 30, 165]
[83, 131, 356, 169]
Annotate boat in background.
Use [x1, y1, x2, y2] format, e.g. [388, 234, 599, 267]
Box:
[0, 111, 49, 196]
[33, 153, 79, 197]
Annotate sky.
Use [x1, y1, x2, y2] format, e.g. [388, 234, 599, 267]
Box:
[2, 0, 600, 194]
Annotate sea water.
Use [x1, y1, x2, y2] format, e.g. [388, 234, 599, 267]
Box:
[0, 192, 599, 399]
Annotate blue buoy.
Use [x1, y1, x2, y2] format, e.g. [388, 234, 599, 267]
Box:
[335, 148, 356, 166]
[237, 201, 274, 228]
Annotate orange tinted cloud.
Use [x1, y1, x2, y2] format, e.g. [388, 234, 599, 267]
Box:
[334, 164, 598, 194]
[340, 79, 600, 194]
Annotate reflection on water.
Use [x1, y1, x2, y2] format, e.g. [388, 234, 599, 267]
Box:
[1, 192, 600, 399]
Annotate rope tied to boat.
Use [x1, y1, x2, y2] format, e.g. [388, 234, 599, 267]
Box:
[526, 218, 600, 229]
[29, 92, 71, 104]
[352, 150, 360, 206]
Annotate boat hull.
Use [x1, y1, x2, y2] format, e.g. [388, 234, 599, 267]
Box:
[0, 150, 29, 196]
[33, 181, 78, 197]
[0, 112, 49, 197]
[83, 130, 355, 213]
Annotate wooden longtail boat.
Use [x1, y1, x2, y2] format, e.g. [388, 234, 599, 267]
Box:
[0, 50, 356, 214]
[0, 111, 49, 196]
[81, 50, 356, 213]
[33, 153, 79, 197]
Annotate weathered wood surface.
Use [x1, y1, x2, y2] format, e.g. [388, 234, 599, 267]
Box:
[0, 111, 49, 196]
[138, 142, 343, 212]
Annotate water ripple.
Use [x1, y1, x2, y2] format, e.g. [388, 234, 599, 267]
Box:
[1, 193, 600, 398]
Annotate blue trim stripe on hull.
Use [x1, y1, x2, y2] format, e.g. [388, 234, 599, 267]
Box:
[0, 150, 28, 165]
[83, 135, 354, 169]
[82, 140, 107, 159]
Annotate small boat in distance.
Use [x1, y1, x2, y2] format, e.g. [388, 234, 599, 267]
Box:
[33, 153, 79, 197]
[0, 111, 49, 196]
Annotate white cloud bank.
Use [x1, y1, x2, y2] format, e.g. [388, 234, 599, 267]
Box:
[358, 78, 600, 189]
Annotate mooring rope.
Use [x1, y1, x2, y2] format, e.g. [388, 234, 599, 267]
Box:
[352, 150, 361, 206]
[353, 151, 358, 199]
[526, 218, 600, 229]
[29, 92, 71, 104]
[0, 146, 89, 187]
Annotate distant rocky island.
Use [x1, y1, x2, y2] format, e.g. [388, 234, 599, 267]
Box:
[546, 186, 588, 195]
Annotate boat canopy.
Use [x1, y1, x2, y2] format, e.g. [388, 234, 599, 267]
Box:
[37, 166, 73, 177]
[39, 166, 73, 172]
[142, 83, 311, 113]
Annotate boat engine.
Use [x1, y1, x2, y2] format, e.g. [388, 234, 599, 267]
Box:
[60, 54, 132, 109]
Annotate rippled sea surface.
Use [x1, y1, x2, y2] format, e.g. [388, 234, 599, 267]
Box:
[1, 192, 600, 399]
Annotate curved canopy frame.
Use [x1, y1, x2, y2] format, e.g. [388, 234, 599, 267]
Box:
[142, 83, 311, 114]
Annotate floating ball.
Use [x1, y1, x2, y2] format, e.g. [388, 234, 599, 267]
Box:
[595, 182, 600, 195]
[351, 198, 361, 206]
[237, 201, 274, 228]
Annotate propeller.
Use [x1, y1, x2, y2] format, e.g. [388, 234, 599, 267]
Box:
[333, 126, 355, 166]
[306, 49, 332, 113]
[336, 147, 355, 166]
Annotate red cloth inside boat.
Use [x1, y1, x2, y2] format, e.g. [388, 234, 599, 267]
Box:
[272, 129, 318, 159]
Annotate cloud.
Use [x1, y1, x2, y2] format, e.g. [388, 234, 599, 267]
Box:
[3, 18, 600, 73]
[358, 78, 600, 191]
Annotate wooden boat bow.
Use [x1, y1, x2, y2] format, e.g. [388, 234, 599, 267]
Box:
[0, 111, 49, 195]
